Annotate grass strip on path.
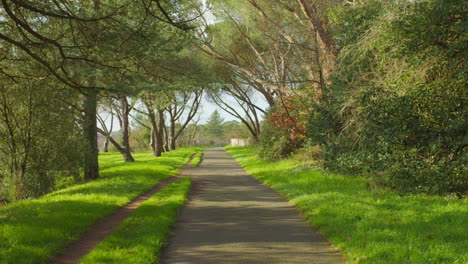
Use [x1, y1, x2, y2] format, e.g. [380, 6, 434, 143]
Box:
[0, 147, 202, 264]
[225, 146, 468, 264]
[79, 177, 191, 264]
[190, 151, 204, 167]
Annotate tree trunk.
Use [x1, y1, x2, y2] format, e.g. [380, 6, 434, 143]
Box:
[101, 132, 133, 161]
[83, 89, 99, 180]
[156, 109, 165, 156]
[82, 0, 101, 180]
[163, 123, 170, 152]
[147, 109, 160, 157]
[170, 117, 176, 150]
[120, 97, 134, 162]
[103, 138, 109, 152]
[170, 137, 176, 150]
[149, 127, 156, 153]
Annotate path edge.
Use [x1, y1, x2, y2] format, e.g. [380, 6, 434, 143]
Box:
[47, 152, 198, 264]
[223, 147, 345, 258]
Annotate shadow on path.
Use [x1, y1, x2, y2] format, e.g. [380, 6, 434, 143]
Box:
[160, 147, 344, 264]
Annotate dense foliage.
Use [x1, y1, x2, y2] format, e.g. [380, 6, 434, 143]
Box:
[308, 0, 467, 194]
[0, 71, 83, 201]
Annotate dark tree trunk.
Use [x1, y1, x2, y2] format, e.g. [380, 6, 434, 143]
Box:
[83, 89, 99, 180]
[82, 0, 101, 180]
[170, 138, 176, 150]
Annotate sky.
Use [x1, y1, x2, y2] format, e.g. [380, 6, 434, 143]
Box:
[199, 92, 268, 124]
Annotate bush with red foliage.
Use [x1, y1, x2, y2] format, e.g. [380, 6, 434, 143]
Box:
[258, 95, 309, 160]
[267, 95, 307, 140]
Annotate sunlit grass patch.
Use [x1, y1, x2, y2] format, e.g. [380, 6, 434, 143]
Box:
[191, 151, 204, 167]
[0, 147, 201, 264]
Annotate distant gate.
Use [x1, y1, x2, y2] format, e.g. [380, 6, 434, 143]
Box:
[230, 138, 251, 147]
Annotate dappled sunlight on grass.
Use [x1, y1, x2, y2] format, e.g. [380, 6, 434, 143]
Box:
[0, 147, 201, 264]
[226, 146, 468, 264]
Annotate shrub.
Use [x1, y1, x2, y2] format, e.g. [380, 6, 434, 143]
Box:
[308, 0, 467, 194]
[258, 96, 307, 160]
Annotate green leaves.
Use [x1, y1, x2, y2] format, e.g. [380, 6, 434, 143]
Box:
[309, 0, 467, 194]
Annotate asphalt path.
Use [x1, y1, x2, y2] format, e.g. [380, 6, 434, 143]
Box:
[160, 147, 344, 264]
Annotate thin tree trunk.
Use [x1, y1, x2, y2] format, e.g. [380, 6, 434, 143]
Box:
[163, 123, 170, 152]
[83, 89, 99, 180]
[156, 109, 165, 156]
[103, 138, 109, 152]
[147, 109, 160, 157]
[120, 97, 134, 162]
[170, 116, 176, 150]
[149, 127, 156, 153]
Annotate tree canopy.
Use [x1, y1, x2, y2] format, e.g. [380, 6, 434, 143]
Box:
[0, 0, 466, 202]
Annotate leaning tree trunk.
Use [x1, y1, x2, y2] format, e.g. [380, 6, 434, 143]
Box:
[99, 132, 134, 162]
[83, 89, 99, 180]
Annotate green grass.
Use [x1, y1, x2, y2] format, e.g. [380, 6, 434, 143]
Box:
[79, 177, 191, 264]
[190, 151, 204, 167]
[0, 147, 201, 264]
[225, 146, 468, 264]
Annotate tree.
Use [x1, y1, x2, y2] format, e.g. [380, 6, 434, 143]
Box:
[140, 92, 169, 157]
[194, 0, 334, 149]
[0, 0, 200, 181]
[167, 90, 203, 150]
[97, 96, 135, 162]
[205, 110, 225, 140]
[207, 83, 263, 141]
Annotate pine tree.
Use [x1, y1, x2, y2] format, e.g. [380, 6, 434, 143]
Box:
[205, 110, 225, 139]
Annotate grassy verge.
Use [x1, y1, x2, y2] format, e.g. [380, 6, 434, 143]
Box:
[225, 146, 468, 264]
[0, 147, 202, 264]
[79, 177, 191, 264]
[191, 151, 204, 167]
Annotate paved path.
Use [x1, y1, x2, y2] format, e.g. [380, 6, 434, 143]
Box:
[161, 147, 344, 264]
